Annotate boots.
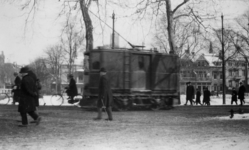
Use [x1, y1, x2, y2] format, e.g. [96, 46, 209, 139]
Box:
[94, 108, 102, 120]
[106, 107, 113, 121]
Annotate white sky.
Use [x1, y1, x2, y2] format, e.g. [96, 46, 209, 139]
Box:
[0, 0, 248, 65]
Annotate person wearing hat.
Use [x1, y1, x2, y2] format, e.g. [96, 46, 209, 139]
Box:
[18, 67, 41, 127]
[11, 72, 21, 105]
[65, 74, 78, 104]
[185, 82, 195, 105]
[238, 82, 246, 106]
[203, 86, 211, 106]
[95, 67, 113, 121]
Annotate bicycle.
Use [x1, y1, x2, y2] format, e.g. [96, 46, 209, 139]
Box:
[50, 90, 82, 106]
[0, 89, 13, 105]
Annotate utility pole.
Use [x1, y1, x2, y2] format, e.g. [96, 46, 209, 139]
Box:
[112, 11, 115, 49]
[221, 14, 226, 104]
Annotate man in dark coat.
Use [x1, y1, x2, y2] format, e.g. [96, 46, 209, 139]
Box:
[65, 74, 78, 104]
[231, 87, 238, 105]
[28, 68, 40, 107]
[195, 88, 202, 105]
[238, 82, 246, 106]
[12, 72, 21, 105]
[185, 82, 195, 105]
[18, 67, 41, 127]
[95, 68, 113, 121]
[203, 87, 211, 106]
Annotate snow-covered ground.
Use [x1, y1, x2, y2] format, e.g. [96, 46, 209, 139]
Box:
[1, 94, 249, 106]
[1, 94, 248, 120]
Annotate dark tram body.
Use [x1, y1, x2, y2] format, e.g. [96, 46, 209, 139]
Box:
[81, 48, 180, 110]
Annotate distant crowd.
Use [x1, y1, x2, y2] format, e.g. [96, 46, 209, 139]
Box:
[185, 82, 246, 106]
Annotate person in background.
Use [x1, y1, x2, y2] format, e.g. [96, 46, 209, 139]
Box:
[65, 74, 78, 104]
[12, 72, 21, 105]
[231, 87, 238, 105]
[18, 67, 41, 127]
[185, 82, 195, 106]
[94, 68, 113, 121]
[195, 88, 202, 105]
[238, 82, 246, 106]
[203, 87, 211, 106]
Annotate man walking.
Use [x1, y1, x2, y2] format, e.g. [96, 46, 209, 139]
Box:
[195, 88, 202, 105]
[18, 67, 41, 127]
[185, 82, 195, 105]
[238, 82, 246, 106]
[95, 68, 113, 121]
[203, 87, 211, 106]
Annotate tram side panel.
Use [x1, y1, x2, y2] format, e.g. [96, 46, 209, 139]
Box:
[151, 54, 180, 104]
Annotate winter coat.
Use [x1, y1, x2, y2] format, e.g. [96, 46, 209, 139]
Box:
[28, 70, 40, 107]
[196, 90, 201, 103]
[98, 75, 113, 107]
[66, 78, 78, 97]
[18, 74, 37, 113]
[186, 85, 195, 100]
[238, 85, 246, 100]
[231, 89, 238, 102]
[203, 90, 211, 103]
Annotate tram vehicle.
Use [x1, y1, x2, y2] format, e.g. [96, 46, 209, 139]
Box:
[80, 47, 180, 110]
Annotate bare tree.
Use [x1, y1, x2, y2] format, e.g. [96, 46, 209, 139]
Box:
[60, 21, 84, 75]
[122, 0, 216, 54]
[28, 57, 50, 93]
[153, 11, 209, 57]
[44, 44, 66, 92]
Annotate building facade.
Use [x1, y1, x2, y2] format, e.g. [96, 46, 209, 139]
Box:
[180, 53, 249, 94]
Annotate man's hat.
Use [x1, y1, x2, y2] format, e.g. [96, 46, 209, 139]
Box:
[186, 81, 191, 84]
[19, 67, 29, 74]
[100, 67, 106, 73]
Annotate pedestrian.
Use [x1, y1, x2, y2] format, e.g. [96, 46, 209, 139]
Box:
[12, 72, 21, 105]
[231, 87, 238, 105]
[185, 82, 195, 105]
[65, 74, 78, 104]
[238, 82, 246, 106]
[195, 88, 202, 105]
[203, 87, 211, 106]
[18, 67, 41, 127]
[27, 68, 40, 109]
[94, 67, 113, 121]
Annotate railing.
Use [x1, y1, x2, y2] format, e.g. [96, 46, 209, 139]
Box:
[180, 77, 212, 81]
[0, 89, 12, 94]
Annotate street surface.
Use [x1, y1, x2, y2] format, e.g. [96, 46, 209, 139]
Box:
[0, 103, 249, 150]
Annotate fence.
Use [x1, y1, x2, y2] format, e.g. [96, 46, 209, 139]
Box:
[0, 89, 12, 94]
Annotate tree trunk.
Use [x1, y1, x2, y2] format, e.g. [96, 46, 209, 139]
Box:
[244, 57, 248, 91]
[165, 0, 176, 54]
[79, 0, 93, 54]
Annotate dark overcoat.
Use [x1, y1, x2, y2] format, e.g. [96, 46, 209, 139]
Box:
[231, 89, 238, 102]
[18, 74, 37, 113]
[203, 89, 211, 103]
[238, 85, 246, 100]
[28, 70, 39, 106]
[66, 78, 78, 97]
[196, 90, 201, 103]
[98, 75, 113, 107]
[186, 85, 195, 100]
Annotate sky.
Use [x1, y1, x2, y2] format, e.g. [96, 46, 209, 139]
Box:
[0, 0, 248, 66]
